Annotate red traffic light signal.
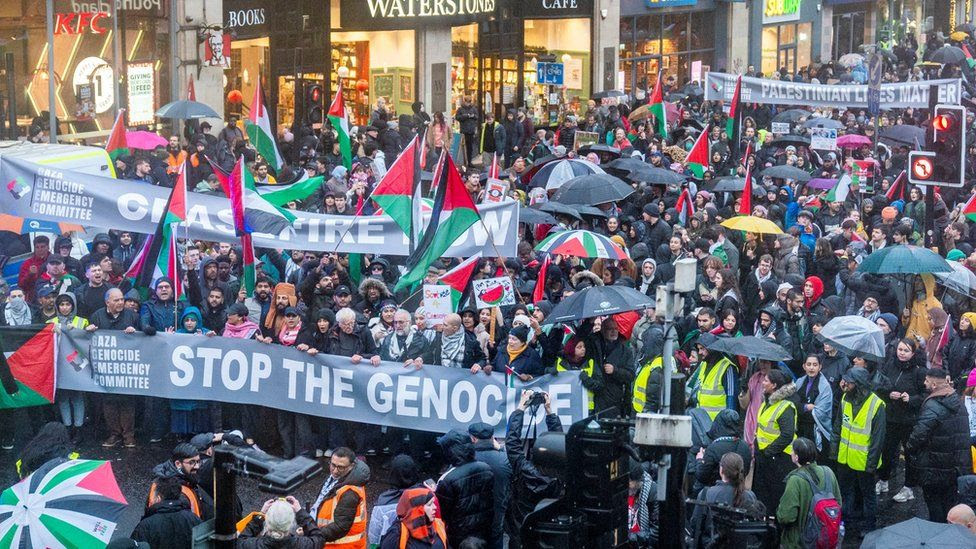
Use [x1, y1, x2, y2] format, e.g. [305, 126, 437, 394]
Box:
[307, 84, 323, 103]
[933, 113, 954, 132]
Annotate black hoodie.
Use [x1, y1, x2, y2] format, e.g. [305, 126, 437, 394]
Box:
[435, 431, 494, 548]
[696, 409, 751, 490]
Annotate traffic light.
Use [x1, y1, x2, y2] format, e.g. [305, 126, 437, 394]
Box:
[305, 82, 324, 124]
[915, 104, 966, 187]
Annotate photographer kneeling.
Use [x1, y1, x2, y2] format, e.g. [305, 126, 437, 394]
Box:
[505, 390, 564, 549]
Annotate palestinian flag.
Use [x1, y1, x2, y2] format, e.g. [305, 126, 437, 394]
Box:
[649, 72, 668, 137]
[885, 170, 907, 202]
[826, 173, 852, 203]
[257, 174, 324, 207]
[106, 109, 129, 163]
[0, 325, 57, 409]
[936, 313, 952, 353]
[129, 162, 187, 300]
[675, 187, 695, 226]
[739, 141, 753, 216]
[371, 134, 423, 239]
[224, 156, 296, 236]
[187, 78, 196, 100]
[725, 75, 742, 158]
[533, 254, 551, 304]
[328, 81, 352, 170]
[685, 125, 710, 179]
[246, 80, 284, 172]
[241, 233, 256, 296]
[438, 253, 482, 310]
[395, 152, 481, 292]
[964, 44, 976, 69]
[962, 192, 976, 222]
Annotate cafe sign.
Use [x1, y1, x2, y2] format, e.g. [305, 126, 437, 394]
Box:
[763, 0, 801, 24]
[340, 0, 498, 30]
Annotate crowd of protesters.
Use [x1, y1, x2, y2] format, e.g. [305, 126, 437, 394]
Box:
[9, 26, 976, 549]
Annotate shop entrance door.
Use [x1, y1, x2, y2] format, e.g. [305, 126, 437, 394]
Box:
[479, 18, 523, 118]
[778, 47, 796, 75]
[622, 55, 660, 97]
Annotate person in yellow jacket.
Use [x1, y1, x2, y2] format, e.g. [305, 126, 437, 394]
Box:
[633, 356, 670, 414]
[312, 446, 371, 548]
[691, 335, 740, 420]
[753, 369, 797, 516]
[831, 367, 885, 538]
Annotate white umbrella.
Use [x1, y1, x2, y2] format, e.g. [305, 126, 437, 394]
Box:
[934, 261, 976, 295]
[819, 315, 886, 360]
[838, 53, 864, 68]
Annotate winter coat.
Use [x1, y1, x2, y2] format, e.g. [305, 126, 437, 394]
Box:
[590, 335, 637, 416]
[493, 345, 544, 377]
[131, 500, 202, 549]
[472, 438, 512, 538]
[148, 460, 214, 521]
[831, 386, 886, 474]
[690, 481, 761, 547]
[793, 373, 833, 450]
[311, 459, 371, 542]
[696, 409, 751, 490]
[907, 386, 974, 487]
[505, 409, 563, 537]
[367, 488, 409, 547]
[379, 330, 429, 363]
[140, 297, 185, 331]
[877, 353, 927, 425]
[455, 104, 479, 134]
[75, 281, 116, 318]
[435, 440, 494, 548]
[773, 235, 802, 281]
[237, 509, 326, 549]
[642, 219, 672, 258]
[946, 328, 976, 388]
[423, 331, 487, 370]
[327, 326, 378, 358]
[776, 464, 842, 549]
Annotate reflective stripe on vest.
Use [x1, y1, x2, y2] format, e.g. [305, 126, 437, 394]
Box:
[398, 517, 448, 548]
[696, 357, 734, 420]
[317, 484, 367, 548]
[633, 357, 664, 413]
[838, 393, 885, 472]
[557, 358, 595, 410]
[46, 316, 88, 329]
[755, 399, 797, 455]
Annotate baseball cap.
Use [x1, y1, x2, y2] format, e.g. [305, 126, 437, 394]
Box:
[335, 285, 352, 296]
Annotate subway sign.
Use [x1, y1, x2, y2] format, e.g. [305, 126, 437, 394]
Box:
[763, 0, 801, 24]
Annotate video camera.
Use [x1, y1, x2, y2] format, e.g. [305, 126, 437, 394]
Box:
[685, 498, 778, 549]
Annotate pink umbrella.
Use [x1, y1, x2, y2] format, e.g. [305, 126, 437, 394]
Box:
[126, 130, 168, 150]
[836, 134, 872, 148]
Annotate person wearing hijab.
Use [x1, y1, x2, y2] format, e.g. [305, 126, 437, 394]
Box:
[171, 307, 213, 438]
[924, 307, 949, 369]
[380, 488, 448, 548]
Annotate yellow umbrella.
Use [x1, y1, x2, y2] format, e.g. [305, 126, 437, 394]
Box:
[951, 31, 969, 41]
[721, 215, 784, 235]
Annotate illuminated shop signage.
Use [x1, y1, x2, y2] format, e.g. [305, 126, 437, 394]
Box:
[340, 0, 498, 29]
[763, 0, 801, 24]
[54, 12, 110, 35]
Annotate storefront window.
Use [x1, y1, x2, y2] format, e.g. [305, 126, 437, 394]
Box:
[760, 23, 812, 77]
[832, 11, 866, 58]
[329, 30, 415, 126]
[619, 13, 715, 96]
[229, 38, 270, 120]
[523, 18, 590, 125]
[452, 24, 478, 110]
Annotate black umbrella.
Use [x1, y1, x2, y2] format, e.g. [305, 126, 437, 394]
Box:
[550, 174, 636, 205]
[593, 90, 627, 100]
[929, 45, 966, 65]
[759, 165, 812, 182]
[577, 144, 621, 163]
[861, 517, 975, 549]
[605, 158, 684, 185]
[573, 204, 608, 218]
[771, 109, 810, 123]
[801, 118, 844, 130]
[707, 176, 766, 196]
[666, 92, 688, 102]
[544, 285, 655, 324]
[957, 23, 976, 34]
[699, 334, 792, 361]
[877, 49, 898, 64]
[518, 205, 559, 225]
[880, 124, 926, 146]
[533, 201, 583, 221]
[767, 135, 812, 148]
[521, 155, 560, 183]
[155, 100, 221, 119]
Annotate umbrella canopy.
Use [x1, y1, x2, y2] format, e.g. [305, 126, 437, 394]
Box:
[801, 117, 844, 130]
[771, 109, 811, 123]
[550, 174, 635, 205]
[605, 157, 668, 184]
[819, 315, 886, 360]
[707, 176, 766, 196]
[529, 158, 605, 190]
[767, 135, 812, 148]
[155, 99, 221, 119]
[759, 164, 812, 182]
[0, 215, 83, 234]
[700, 334, 792, 361]
[593, 90, 627, 100]
[957, 23, 976, 33]
[721, 215, 784, 235]
[126, 130, 168, 150]
[532, 201, 583, 221]
[929, 45, 967, 65]
[535, 229, 628, 259]
[543, 284, 654, 324]
[518, 204, 559, 225]
[0, 458, 127, 548]
[934, 261, 976, 295]
[880, 125, 926, 146]
[860, 517, 975, 549]
[806, 178, 838, 191]
[838, 53, 865, 68]
[574, 204, 608, 218]
[680, 83, 704, 97]
[857, 245, 952, 274]
[837, 134, 872, 148]
[951, 31, 970, 42]
[577, 143, 622, 163]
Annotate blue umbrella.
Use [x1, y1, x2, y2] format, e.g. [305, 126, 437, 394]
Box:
[860, 517, 975, 548]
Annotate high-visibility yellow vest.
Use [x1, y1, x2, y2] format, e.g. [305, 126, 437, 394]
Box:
[696, 357, 734, 419]
[46, 316, 88, 329]
[633, 357, 664, 413]
[557, 358, 595, 411]
[837, 393, 885, 472]
[756, 399, 797, 455]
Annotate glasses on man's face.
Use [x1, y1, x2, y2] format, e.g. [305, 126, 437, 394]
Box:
[329, 460, 352, 471]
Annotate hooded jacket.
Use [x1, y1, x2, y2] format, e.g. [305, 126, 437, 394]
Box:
[946, 314, 976, 388]
[878, 348, 927, 425]
[148, 460, 214, 521]
[131, 499, 202, 549]
[140, 278, 185, 331]
[435, 432, 494, 548]
[355, 277, 392, 316]
[773, 235, 801, 281]
[907, 384, 974, 486]
[696, 409, 751, 489]
[758, 383, 798, 456]
[830, 369, 886, 474]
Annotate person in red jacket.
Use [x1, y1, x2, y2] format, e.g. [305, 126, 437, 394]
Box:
[18, 235, 50, 302]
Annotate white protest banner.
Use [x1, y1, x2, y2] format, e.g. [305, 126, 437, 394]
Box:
[472, 276, 516, 308]
[423, 284, 453, 326]
[770, 122, 791, 134]
[810, 128, 838, 151]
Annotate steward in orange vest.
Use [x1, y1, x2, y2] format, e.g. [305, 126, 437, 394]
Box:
[380, 488, 448, 549]
[312, 447, 371, 548]
[146, 443, 214, 521]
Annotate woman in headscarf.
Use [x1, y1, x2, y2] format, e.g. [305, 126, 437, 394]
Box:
[379, 488, 448, 549]
[171, 307, 214, 437]
[924, 306, 949, 369]
[637, 258, 658, 296]
[296, 308, 335, 355]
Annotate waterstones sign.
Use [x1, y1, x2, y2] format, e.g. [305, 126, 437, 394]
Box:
[0, 156, 518, 257]
[339, 0, 498, 30]
[57, 330, 589, 434]
[705, 72, 961, 109]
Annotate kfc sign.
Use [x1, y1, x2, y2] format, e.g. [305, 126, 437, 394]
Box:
[55, 12, 110, 35]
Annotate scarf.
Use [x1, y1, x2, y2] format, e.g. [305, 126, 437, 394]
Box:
[440, 330, 466, 368]
[4, 297, 32, 326]
[264, 283, 297, 333]
[279, 321, 302, 346]
[397, 488, 436, 542]
[387, 329, 416, 361]
[507, 342, 528, 366]
[754, 268, 771, 285]
[223, 319, 260, 339]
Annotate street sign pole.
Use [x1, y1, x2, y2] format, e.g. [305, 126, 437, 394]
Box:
[868, 51, 882, 197]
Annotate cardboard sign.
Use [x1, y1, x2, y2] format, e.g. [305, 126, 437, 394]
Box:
[482, 178, 509, 204]
[810, 127, 838, 151]
[771, 122, 791, 134]
[472, 277, 516, 308]
[573, 130, 600, 151]
[423, 285, 453, 326]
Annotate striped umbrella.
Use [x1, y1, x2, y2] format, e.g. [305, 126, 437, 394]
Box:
[529, 159, 605, 191]
[535, 229, 628, 259]
[0, 459, 127, 548]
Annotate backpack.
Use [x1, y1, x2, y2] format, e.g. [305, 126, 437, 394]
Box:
[798, 466, 843, 549]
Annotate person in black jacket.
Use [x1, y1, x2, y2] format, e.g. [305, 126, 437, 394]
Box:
[694, 409, 751, 493]
[946, 312, 976, 393]
[423, 314, 488, 372]
[876, 338, 927, 501]
[641, 204, 672, 258]
[505, 390, 564, 549]
[590, 317, 637, 417]
[238, 496, 326, 549]
[907, 368, 975, 523]
[469, 422, 512, 549]
[455, 97, 479, 166]
[132, 476, 202, 549]
[434, 430, 494, 548]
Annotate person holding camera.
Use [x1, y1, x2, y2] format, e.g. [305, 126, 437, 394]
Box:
[238, 496, 326, 548]
[505, 390, 564, 549]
